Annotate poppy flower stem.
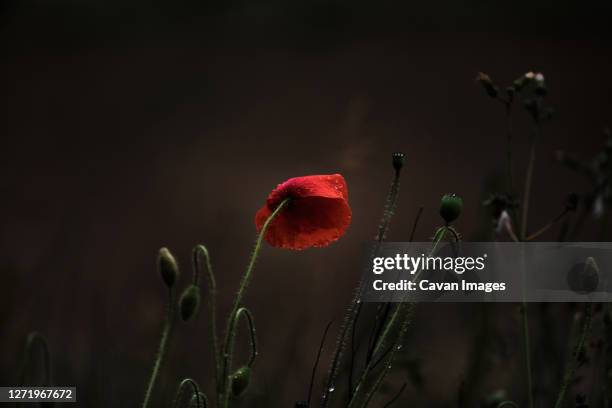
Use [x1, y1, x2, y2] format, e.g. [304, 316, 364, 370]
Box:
[172, 378, 208, 408]
[219, 198, 290, 408]
[504, 101, 515, 194]
[519, 120, 541, 408]
[348, 226, 453, 408]
[142, 287, 175, 408]
[353, 167, 403, 397]
[232, 307, 258, 368]
[192, 245, 220, 395]
[520, 122, 540, 241]
[554, 303, 594, 408]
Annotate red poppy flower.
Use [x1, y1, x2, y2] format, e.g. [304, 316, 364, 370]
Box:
[255, 174, 352, 250]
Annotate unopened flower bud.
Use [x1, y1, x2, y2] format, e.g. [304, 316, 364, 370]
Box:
[476, 72, 499, 98]
[392, 152, 405, 173]
[179, 285, 201, 321]
[440, 194, 463, 224]
[158, 247, 179, 288]
[534, 72, 547, 96]
[231, 366, 251, 396]
[567, 257, 599, 294]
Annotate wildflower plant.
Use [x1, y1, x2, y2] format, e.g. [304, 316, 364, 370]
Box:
[12, 70, 612, 408]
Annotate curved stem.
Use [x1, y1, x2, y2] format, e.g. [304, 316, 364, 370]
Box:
[554, 303, 594, 408]
[233, 307, 258, 368]
[193, 245, 220, 394]
[220, 198, 289, 407]
[18, 332, 52, 387]
[173, 378, 207, 408]
[142, 287, 174, 408]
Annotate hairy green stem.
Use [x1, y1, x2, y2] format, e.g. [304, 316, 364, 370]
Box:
[505, 102, 515, 194]
[224, 307, 258, 369]
[359, 305, 414, 408]
[519, 121, 540, 408]
[220, 198, 289, 407]
[554, 303, 594, 408]
[325, 163, 403, 407]
[193, 245, 220, 395]
[520, 303, 534, 408]
[142, 287, 174, 408]
[173, 378, 206, 408]
[521, 124, 539, 240]
[348, 227, 450, 407]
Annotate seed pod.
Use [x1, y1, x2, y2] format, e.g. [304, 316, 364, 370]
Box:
[179, 285, 201, 321]
[439, 194, 463, 224]
[392, 152, 405, 173]
[231, 366, 251, 396]
[534, 72, 547, 96]
[158, 247, 179, 288]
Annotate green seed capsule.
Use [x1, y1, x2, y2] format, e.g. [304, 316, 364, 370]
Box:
[158, 247, 179, 288]
[439, 194, 463, 224]
[392, 152, 405, 173]
[231, 366, 251, 396]
[179, 285, 201, 321]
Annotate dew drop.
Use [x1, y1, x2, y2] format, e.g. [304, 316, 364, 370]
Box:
[328, 386, 335, 393]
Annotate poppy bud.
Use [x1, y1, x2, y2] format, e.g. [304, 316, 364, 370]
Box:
[179, 285, 200, 321]
[158, 247, 179, 288]
[440, 194, 463, 224]
[567, 257, 599, 294]
[476, 72, 499, 98]
[231, 366, 251, 396]
[534, 72, 547, 96]
[392, 152, 405, 173]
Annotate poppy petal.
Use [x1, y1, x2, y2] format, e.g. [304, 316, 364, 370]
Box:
[255, 174, 352, 250]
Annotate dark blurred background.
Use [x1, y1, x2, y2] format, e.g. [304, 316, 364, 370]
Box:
[1, 1, 612, 406]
